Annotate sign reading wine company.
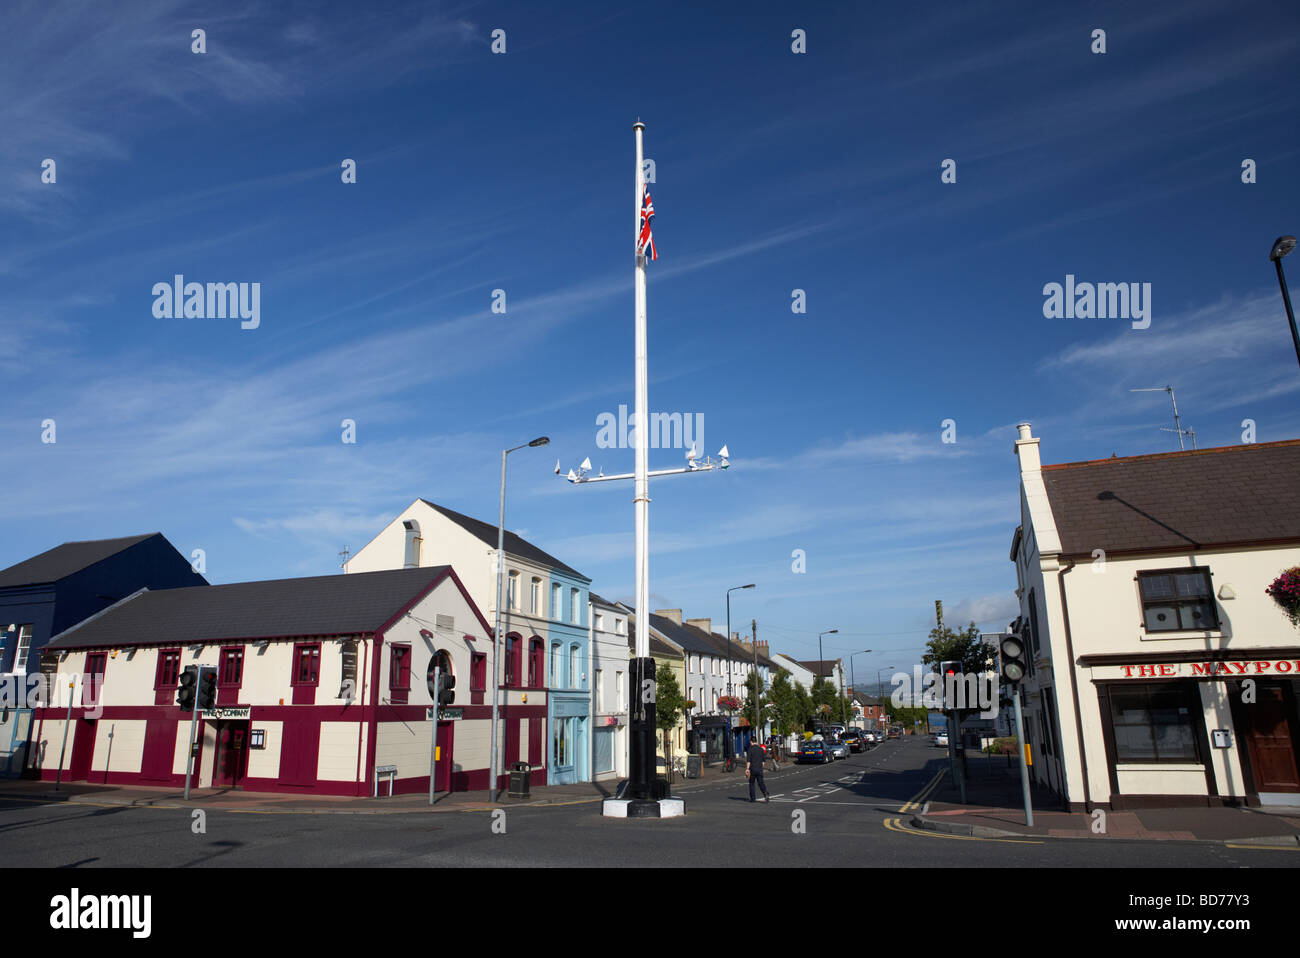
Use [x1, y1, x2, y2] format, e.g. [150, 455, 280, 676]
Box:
[200, 707, 252, 720]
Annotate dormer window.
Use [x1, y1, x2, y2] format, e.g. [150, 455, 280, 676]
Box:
[1138, 568, 1218, 632]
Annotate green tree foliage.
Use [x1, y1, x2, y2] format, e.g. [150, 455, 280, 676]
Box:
[922, 619, 996, 722]
[654, 667, 684, 757]
[766, 670, 798, 735]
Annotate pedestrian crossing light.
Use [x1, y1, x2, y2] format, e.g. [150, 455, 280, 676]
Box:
[176, 666, 198, 712]
[1000, 634, 1028, 685]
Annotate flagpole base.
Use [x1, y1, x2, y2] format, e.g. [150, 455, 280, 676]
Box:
[602, 797, 685, 819]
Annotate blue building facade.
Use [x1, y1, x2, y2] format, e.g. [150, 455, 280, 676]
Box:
[546, 568, 592, 785]
[0, 533, 205, 776]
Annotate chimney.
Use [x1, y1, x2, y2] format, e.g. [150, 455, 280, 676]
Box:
[1014, 422, 1042, 473]
[655, 609, 682, 625]
[757, 640, 769, 654]
[685, 618, 711, 634]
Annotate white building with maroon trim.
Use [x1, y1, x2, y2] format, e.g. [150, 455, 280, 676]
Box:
[32, 566, 496, 796]
[1010, 424, 1300, 811]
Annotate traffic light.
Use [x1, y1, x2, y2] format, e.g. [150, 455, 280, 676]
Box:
[177, 666, 198, 712]
[196, 667, 218, 711]
[1000, 633, 1028, 685]
[436, 672, 455, 707]
[939, 660, 960, 710]
[426, 655, 454, 706]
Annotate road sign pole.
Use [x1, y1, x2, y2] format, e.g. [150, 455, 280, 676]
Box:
[1012, 684, 1033, 826]
[428, 666, 440, 805]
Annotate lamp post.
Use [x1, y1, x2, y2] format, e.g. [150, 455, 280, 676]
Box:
[726, 584, 754, 760]
[850, 649, 873, 727]
[489, 435, 549, 803]
[877, 667, 894, 731]
[817, 629, 837, 726]
[1269, 235, 1300, 371]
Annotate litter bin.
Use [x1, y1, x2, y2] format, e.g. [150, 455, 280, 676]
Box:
[508, 761, 531, 799]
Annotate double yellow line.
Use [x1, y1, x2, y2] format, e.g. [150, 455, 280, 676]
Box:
[884, 769, 1043, 844]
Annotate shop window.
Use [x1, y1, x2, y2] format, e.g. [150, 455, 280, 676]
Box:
[1138, 569, 1219, 632]
[292, 643, 321, 704]
[504, 635, 519, 686]
[155, 648, 182, 689]
[471, 651, 487, 704]
[389, 644, 411, 704]
[84, 652, 107, 707]
[1108, 683, 1200, 763]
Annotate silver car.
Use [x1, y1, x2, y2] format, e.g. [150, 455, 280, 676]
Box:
[826, 737, 849, 760]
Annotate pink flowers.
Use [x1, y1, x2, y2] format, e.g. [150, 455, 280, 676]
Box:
[1266, 567, 1300, 627]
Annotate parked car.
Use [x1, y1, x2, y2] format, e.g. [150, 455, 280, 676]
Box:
[888, 727, 902, 738]
[840, 729, 865, 752]
[934, 732, 949, 747]
[799, 738, 833, 764]
[826, 738, 850, 760]
[863, 730, 878, 745]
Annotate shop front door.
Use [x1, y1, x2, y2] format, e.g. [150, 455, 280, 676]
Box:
[215, 721, 249, 788]
[1240, 682, 1300, 793]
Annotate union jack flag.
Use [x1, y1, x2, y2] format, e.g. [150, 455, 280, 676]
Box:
[637, 187, 657, 261]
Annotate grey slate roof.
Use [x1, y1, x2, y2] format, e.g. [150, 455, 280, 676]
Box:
[1041, 439, 1300, 556]
[0, 533, 158, 588]
[420, 500, 586, 580]
[45, 566, 457, 650]
[797, 659, 842, 678]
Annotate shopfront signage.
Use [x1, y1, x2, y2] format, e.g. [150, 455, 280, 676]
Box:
[200, 707, 251, 720]
[1119, 659, 1300, 678]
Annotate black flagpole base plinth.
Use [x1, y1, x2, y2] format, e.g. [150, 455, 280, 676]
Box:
[602, 656, 685, 818]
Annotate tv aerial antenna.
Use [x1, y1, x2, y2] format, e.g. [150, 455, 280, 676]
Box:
[1129, 386, 1196, 450]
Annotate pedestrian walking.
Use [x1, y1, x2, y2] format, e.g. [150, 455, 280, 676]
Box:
[746, 738, 769, 802]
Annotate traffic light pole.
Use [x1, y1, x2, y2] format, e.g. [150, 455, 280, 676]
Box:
[182, 695, 201, 800]
[428, 666, 440, 805]
[1012, 685, 1033, 827]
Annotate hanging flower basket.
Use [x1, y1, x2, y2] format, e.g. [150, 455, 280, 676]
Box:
[683, 700, 697, 710]
[717, 695, 742, 712]
[1266, 567, 1300, 627]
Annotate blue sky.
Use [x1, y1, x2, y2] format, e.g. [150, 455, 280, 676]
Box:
[3, 0, 1298, 683]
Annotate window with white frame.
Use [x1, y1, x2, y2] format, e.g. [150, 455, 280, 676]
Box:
[570, 588, 580, 624]
[616, 671, 626, 711]
[569, 645, 579, 688]
[508, 570, 519, 610]
[594, 670, 603, 711]
[595, 612, 604, 631]
[14, 625, 33, 672]
[552, 583, 562, 619]
[615, 617, 624, 634]
[551, 643, 562, 688]
[531, 577, 541, 615]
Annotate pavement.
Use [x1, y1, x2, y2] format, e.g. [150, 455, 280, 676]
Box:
[0, 757, 749, 814]
[910, 749, 1300, 846]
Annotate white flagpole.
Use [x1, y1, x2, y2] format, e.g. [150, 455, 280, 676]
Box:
[633, 121, 649, 662]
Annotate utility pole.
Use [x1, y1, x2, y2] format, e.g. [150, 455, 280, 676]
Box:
[750, 619, 759, 739]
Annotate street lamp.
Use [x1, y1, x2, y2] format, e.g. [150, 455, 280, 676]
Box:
[817, 629, 837, 726]
[489, 435, 549, 803]
[877, 667, 894, 731]
[850, 649, 873, 727]
[726, 584, 754, 762]
[1269, 235, 1300, 371]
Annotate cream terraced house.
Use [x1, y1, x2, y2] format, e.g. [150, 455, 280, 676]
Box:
[1010, 424, 1300, 811]
[345, 499, 592, 786]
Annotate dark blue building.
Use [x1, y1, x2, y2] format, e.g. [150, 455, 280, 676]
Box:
[0, 533, 206, 775]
